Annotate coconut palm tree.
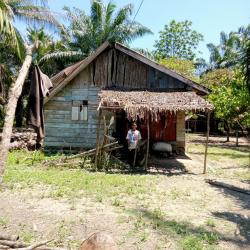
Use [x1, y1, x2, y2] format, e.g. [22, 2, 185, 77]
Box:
[207, 31, 241, 69]
[0, 0, 59, 54]
[41, 0, 152, 62]
[0, 1, 60, 180]
[237, 24, 250, 92]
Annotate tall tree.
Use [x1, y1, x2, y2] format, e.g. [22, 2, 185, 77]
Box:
[237, 24, 250, 93]
[0, 0, 59, 182]
[154, 20, 203, 60]
[207, 31, 241, 69]
[0, 0, 59, 54]
[41, 0, 152, 61]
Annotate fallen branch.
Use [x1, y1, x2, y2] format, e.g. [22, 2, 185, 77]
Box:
[0, 240, 27, 248]
[0, 245, 9, 249]
[0, 235, 19, 242]
[206, 179, 250, 195]
[105, 145, 123, 152]
[44, 142, 120, 166]
[17, 240, 53, 250]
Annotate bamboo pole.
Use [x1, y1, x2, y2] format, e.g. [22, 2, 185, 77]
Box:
[145, 113, 150, 171]
[132, 145, 138, 168]
[203, 111, 211, 174]
[95, 109, 102, 170]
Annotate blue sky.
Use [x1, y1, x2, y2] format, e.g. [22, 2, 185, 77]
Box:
[20, 0, 250, 61]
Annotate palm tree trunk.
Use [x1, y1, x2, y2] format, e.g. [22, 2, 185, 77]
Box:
[0, 45, 33, 183]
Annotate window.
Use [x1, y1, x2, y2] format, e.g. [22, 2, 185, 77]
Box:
[71, 100, 88, 121]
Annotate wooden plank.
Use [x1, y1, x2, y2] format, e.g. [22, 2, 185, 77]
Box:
[45, 128, 103, 136]
[45, 123, 99, 128]
[95, 109, 102, 169]
[44, 141, 95, 147]
[45, 136, 97, 143]
[145, 113, 150, 171]
[203, 111, 210, 174]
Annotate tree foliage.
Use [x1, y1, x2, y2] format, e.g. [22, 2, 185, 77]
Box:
[204, 24, 250, 132]
[41, 0, 152, 62]
[0, 0, 59, 56]
[159, 58, 198, 81]
[154, 20, 203, 60]
[208, 70, 250, 129]
[207, 31, 240, 69]
[200, 68, 234, 87]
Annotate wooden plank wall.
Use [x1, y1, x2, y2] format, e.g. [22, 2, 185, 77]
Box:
[176, 111, 186, 149]
[44, 66, 103, 149]
[86, 48, 187, 90]
[44, 47, 188, 149]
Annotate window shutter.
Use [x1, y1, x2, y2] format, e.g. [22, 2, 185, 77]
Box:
[71, 106, 79, 120]
[80, 105, 88, 121]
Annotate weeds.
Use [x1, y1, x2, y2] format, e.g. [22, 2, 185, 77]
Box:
[0, 218, 8, 227]
[206, 218, 216, 228]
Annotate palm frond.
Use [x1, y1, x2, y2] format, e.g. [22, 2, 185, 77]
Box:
[112, 3, 133, 28]
[13, 6, 61, 30]
[90, 0, 103, 28]
[105, 1, 115, 27]
[39, 50, 84, 63]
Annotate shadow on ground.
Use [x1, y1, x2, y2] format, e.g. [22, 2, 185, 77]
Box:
[107, 154, 193, 176]
[213, 211, 250, 246]
[127, 207, 250, 249]
[147, 154, 193, 176]
[209, 181, 250, 247]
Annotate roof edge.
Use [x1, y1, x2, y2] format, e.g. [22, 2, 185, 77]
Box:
[44, 41, 111, 104]
[45, 41, 210, 104]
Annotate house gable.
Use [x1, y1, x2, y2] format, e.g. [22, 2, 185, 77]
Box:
[45, 42, 209, 104]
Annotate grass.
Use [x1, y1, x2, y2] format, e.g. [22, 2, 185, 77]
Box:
[187, 144, 249, 166]
[3, 144, 247, 249]
[20, 231, 35, 243]
[127, 208, 220, 250]
[4, 150, 162, 201]
[0, 217, 8, 227]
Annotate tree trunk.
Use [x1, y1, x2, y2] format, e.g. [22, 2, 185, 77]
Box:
[0, 45, 33, 183]
[236, 129, 239, 147]
[224, 121, 230, 142]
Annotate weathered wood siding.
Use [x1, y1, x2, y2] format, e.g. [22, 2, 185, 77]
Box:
[44, 66, 102, 149]
[81, 48, 187, 90]
[176, 111, 185, 149]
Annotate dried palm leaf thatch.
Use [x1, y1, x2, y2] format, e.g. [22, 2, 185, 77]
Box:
[99, 90, 214, 121]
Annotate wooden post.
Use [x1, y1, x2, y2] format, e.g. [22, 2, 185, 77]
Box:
[203, 111, 211, 174]
[132, 145, 138, 168]
[145, 113, 150, 171]
[95, 109, 102, 170]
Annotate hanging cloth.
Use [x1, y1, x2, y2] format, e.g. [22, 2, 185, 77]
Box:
[27, 65, 53, 143]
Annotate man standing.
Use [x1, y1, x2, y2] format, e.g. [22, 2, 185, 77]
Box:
[126, 122, 142, 166]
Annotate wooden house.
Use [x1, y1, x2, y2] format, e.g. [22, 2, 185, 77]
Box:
[44, 42, 213, 152]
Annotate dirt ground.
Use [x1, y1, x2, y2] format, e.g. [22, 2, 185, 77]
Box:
[0, 134, 249, 250]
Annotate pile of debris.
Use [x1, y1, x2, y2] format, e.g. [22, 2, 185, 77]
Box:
[0, 128, 37, 151]
[0, 232, 117, 250]
[0, 234, 56, 250]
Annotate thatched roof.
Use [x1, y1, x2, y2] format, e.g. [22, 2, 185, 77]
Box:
[99, 90, 214, 120]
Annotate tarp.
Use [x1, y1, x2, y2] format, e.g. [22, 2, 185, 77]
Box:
[27, 65, 53, 143]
